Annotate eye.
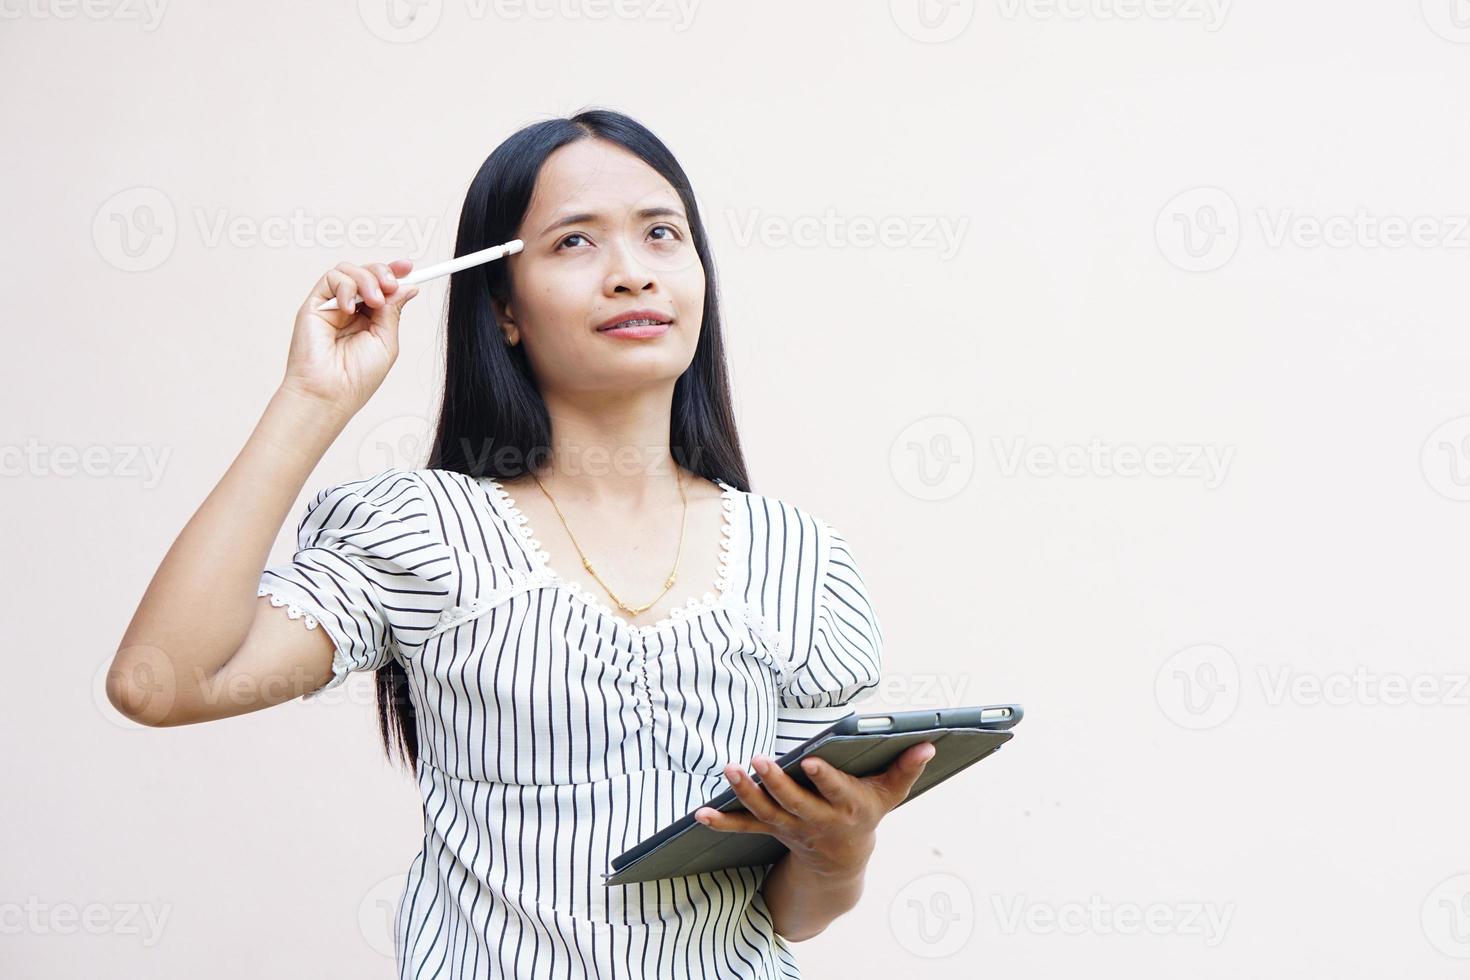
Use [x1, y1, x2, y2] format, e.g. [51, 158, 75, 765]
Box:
[555, 232, 590, 250]
[649, 224, 682, 244]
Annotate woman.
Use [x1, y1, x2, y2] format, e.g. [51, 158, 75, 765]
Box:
[110, 108, 937, 979]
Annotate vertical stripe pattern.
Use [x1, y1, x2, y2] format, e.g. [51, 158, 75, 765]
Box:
[258, 468, 884, 979]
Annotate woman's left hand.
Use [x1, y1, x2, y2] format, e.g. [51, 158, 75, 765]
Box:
[694, 741, 938, 875]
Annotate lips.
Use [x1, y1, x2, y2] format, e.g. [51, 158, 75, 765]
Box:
[597, 309, 674, 331]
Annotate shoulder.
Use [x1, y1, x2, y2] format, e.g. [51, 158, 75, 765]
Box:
[299, 468, 475, 544]
[730, 482, 844, 562]
[726, 485, 878, 631]
[299, 468, 425, 525]
[317, 467, 507, 514]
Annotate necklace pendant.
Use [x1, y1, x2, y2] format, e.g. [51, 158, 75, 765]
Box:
[530, 467, 692, 625]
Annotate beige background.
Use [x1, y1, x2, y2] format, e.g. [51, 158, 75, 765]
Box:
[5, 1, 1470, 976]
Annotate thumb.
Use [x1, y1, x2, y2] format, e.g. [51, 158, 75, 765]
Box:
[378, 285, 420, 325]
[366, 286, 418, 349]
[881, 742, 936, 802]
[391, 285, 420, 311]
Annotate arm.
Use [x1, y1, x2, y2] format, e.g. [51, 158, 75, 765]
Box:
[107, 387, 351, 726]
[106, 260, 420, 727]
[759, 842, 869, 942]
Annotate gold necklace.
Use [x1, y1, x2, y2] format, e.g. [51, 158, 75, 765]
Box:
[529, 468, 689, 617]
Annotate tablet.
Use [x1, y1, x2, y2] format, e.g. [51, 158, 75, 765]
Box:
[602, 704, 1024, 886]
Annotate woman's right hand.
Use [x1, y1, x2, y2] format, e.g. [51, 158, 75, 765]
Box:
[280, 259, 422, 417]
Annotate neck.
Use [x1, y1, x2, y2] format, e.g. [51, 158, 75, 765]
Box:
[532, 383, 685, 508]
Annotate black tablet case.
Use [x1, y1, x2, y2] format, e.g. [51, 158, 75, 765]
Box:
[602, 705, 1021, 886]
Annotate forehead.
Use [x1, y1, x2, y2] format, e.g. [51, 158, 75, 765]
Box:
[525, 139, 681, 224]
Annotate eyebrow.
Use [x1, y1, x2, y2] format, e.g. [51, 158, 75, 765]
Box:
[538, 206, 687, 238]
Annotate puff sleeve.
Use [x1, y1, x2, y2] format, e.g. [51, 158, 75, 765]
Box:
[772, 522, 885, 755]
[257, 469, 451, 700]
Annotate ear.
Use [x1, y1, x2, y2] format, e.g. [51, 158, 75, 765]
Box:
[490, 295, 519, 345]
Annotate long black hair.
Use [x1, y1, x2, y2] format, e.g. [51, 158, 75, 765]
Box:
[375, 108, 752, 771]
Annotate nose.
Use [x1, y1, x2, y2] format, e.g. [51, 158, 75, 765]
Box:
[602, 235, 658, 295]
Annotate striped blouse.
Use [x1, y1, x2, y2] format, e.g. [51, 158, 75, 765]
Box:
[256, 467, 884, 979]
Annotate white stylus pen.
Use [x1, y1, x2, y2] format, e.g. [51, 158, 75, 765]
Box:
[314, 238, 524, 312]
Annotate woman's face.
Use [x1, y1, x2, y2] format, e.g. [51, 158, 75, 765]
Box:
[494, 138, 707, 394]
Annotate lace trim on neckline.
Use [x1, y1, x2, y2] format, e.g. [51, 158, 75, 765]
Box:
[479, 475, 740, 636]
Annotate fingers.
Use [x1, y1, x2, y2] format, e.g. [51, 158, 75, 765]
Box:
[873, 742, 936, 808]
[365, 262, 399, 295]
[693, 759, 805, 836]
[796, 755, 859, 808]
[694, 803, 770, 836]
[724, 761, 795, 826]
[337, 262, 384, 309]
[316, 269, 355, 314]
[748, 754, 824, 821]
[315, 260, 413, 317]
